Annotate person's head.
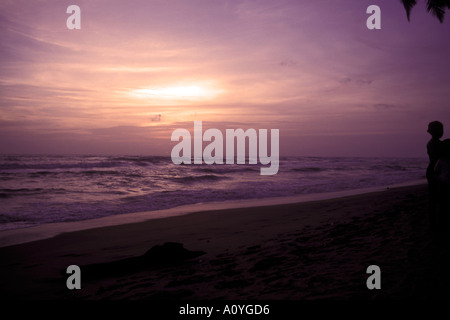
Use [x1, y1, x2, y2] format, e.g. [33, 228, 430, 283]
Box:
[428, 121, 444, 139]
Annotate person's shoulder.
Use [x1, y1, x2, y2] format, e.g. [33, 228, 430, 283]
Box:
[428, 139, 442, 150]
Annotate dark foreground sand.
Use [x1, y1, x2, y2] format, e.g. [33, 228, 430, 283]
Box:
[0, 183, 449, 300]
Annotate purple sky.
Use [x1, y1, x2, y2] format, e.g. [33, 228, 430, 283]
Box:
[1, 0, 449, 157]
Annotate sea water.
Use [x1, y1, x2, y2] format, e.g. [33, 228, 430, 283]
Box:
[0, 155, 427, 231]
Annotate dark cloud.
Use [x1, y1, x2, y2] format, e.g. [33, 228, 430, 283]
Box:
[373, 103, 397, 110]
[337, 77, 373, 86]
[151, 114, 162, 122]
[279, 59, 297, 67]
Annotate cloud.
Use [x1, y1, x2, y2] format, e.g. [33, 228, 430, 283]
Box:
[0, 0, 449, 157]
[151, 114, 162, 122]
[337, 77, 374, 86]
[373, 103, 397, 110]
[279, 59, 297, 67]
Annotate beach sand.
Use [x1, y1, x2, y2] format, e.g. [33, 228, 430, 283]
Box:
[0, 183, 449, 300]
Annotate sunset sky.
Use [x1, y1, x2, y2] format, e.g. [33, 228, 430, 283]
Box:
[1, 0, 449, 157]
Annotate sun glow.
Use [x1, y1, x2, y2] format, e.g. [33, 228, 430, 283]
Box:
[128, 84, 222, 101]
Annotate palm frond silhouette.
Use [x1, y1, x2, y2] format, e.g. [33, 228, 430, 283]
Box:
[401, 0, 450, 22]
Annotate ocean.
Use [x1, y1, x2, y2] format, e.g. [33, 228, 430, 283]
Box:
[0, 155, 427, 231]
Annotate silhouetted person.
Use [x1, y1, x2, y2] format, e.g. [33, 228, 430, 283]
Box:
[426, 121, 444, 230]
[435, 139, 450, 231]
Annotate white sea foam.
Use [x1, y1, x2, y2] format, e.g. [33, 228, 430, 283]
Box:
[0, 155, 428, 232]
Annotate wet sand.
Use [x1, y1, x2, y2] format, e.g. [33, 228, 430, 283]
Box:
[0, 183, 449, 300]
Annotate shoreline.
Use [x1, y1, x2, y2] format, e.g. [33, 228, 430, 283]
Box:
[1, 181, 448, 300]
[0, 179, 426, 248]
